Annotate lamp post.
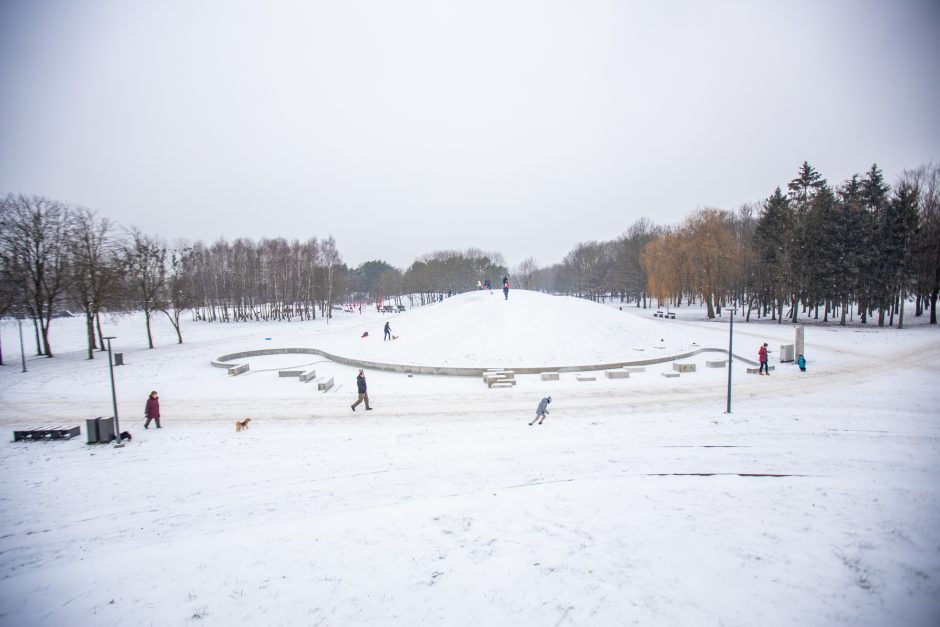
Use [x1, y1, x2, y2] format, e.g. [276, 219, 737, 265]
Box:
[102, 336, 123, 447]
[725, 307, 736, 414]
[17, 315, 27, 373]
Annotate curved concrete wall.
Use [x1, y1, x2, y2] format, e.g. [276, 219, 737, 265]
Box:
[212, 346, 762, 377]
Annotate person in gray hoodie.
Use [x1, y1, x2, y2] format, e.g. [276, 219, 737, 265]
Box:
[529, 396, 551, 425]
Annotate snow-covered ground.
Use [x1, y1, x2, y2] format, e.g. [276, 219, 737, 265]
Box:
[1, 291, 938, 626]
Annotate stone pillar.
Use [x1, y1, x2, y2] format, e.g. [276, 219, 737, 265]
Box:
[795, 326, 805, 357]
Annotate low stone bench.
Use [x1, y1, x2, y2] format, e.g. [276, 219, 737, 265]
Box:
[747, 366, 776, 374]
[228, 363, 249, 376]
[490, 382, 515, 389]
[484, 370, 515, 381]
[606, 370, 630, 379]
[279, 370, 304, 377]
[576, 375, 596, 382]
[706, 360, 727, 368]
[540, 372, 560, 381]
[624, 366, 646, 373]
[299, 370, 317, 383]
[673, 362, 696, 373]
[317, 377, 334, 391]
[661, 372, 680, 378]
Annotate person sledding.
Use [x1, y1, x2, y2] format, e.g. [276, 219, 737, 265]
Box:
[529, 396, 551, 425]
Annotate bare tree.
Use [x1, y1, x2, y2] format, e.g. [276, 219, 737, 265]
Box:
[321, 235, 341, 323]
[68, 208, 121, 359]
[513, 257, 538, 290]
[0, 194, 72, 357]
[124, 228, 167, 348]
[157, 241, 193, 343]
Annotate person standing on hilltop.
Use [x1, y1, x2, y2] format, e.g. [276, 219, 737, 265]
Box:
[503, 276, 510, 300]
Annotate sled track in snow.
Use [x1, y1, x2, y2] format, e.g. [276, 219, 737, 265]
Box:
[210, 346, 764, 377]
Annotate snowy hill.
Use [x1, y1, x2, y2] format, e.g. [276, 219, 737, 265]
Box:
[315, 290, 675, 368]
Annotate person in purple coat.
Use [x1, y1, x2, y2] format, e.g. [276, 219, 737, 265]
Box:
[144, 390, 162, 428]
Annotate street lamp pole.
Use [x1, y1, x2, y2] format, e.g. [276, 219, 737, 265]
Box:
[17, 315, 27, 373]
[726, 307, 736, 414]
[103, 336, 123, 447]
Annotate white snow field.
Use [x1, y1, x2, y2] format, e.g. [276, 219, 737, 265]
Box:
[0, 291, 938, 627]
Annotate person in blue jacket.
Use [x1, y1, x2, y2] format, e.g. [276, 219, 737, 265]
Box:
[529, 396, 551, 425]
[797, 354, 806, 372]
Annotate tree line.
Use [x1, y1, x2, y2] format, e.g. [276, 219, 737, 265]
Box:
[0, 194, 347, 362]
[531, 162, 938, 328]
[2, 160, 937, 363]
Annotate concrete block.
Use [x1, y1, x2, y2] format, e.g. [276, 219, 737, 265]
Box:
[605, 370, 630, 379]
[540, 372, 560, 381]
[299, 370, 317, 383]
[623, 367, 646, 373]
[279, 370, 303, 377]
[228, 363, 249, 376]
[746, 366, 776, 374]
[317, 377, 334, 391]
[673, 362, 696, 373]
[661, 372, 680, 378]
[576, 376, 596, 382]
[706, 360, 727, 368]
[779, 344, 795, 363]
[489, 381, 515, 389]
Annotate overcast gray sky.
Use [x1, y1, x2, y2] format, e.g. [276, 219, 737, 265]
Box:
[1, 0, 938, 269]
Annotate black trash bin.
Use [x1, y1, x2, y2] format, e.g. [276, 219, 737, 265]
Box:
[98, 418, 115, 442]
[114, 353, 124, 366]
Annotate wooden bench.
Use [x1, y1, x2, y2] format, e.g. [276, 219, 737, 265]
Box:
[381, 306, 395, 313]
[14, 425, 80, 442]
[654, 310, 664, 317]
[666, 312, 676, 319]
[397, 305, 406, 312]
[317, 377, 334, 391]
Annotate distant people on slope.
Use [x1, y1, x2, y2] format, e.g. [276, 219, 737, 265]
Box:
[758, 343, 769, 375]
[144, 390, 161, 428]
[484, 278, 492, 293]
[477, 279, 483, 290]
[797, 354, 806, 372]
[503, 276, 510, 300]
[529, 396, 551, 426]
[384, 321, 392, 341]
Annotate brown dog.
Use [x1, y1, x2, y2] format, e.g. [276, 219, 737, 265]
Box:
[235, 417, 252, 432]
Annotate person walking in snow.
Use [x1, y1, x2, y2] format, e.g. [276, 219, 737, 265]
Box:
[144, 390, 161, 428]
[502, 276, 510, 300]
[797, 354, 806, 372]
[384, 321, 392, 341]
[351, 370, 372, 411]
[529, 396, 551, 426]
[758, 342, 769, 375]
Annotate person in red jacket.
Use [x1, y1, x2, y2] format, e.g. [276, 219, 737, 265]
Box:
[144, 390, 162, 428]
[758, 343, 769, 375]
